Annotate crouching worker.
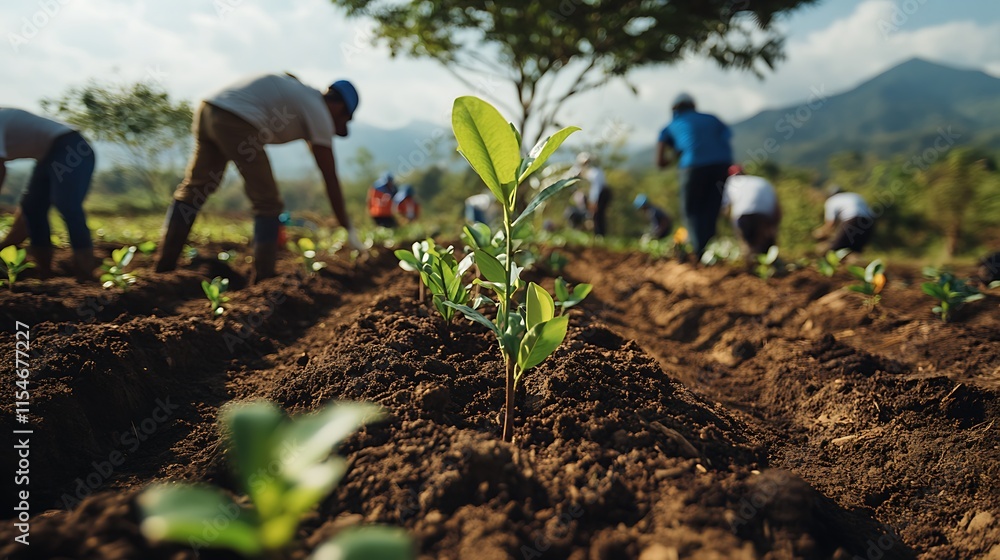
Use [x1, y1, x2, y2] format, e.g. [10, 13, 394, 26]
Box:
[156, 73, 366, 281]
[722, 165, 781, 258]
[633, 194, 673, 240]
[367, 172, 398, 228]
[813, 185, 875, 254]
[393, 184, 420, 224]
[0, 108, 95, 280]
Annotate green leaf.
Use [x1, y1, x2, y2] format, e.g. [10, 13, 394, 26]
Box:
[525, 282, 555, 329]
[569, 283, 593, 303]
[299, 238, 316, 252]
[201, 280, 212, 298]
[846, 284, 872, 295]
[512, 178, 579, 228]
[474, 250, 507, 285]
[554, 277, 570, 302]
[763, 245, 779, 265]
[311, 526, 415, 560]
[138, 240, 157, 254]
[1, 245, 19, 265]
[517, 316, 570, 372]
[921, 282, 947, 300]
[138, 483, 261, 556]
[221, 402, 285, 514]
[452, 96, 520, 203]
[283, 459, 348, 517]
[865, 259, 884, 282]
[846, 265, 866, 280]
[462, 223, 493, 251]
[281, 402, 384, 479]
[442, 301, 501, 336]
[963, 293, 985, 303]
[519, 126, 581, 183]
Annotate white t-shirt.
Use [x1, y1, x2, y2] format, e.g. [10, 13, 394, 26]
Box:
[206, 74, 335, 148]
[0, 108, 73, 162]
[570, 164, 607, 202]
[825, 192, 872, 222]
[722, 175, 778, 218]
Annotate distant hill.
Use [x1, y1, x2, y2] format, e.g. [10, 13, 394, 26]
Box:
[729, 58, 1000, 169]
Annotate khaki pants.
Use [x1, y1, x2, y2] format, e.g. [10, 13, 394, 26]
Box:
[173, 102, 283, 217]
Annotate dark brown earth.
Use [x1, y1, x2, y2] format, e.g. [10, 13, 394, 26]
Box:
[0, 243, 997, 559]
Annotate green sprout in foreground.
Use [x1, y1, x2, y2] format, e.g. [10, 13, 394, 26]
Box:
[101, 245, 138, 291]
[816, 248, 851, 277]
[288, 237, 327, 278]
[440, 95, 588, 443]
[396, 239, 473, 324]
[138, 400, 413, 560]
[0, 245, 35, 289]
[201, 276, 230, 317]
[755, 246, 780, 280]
[846, 259, 886, 311]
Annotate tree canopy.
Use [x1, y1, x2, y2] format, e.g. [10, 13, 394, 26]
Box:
[331, 0, 818, 144]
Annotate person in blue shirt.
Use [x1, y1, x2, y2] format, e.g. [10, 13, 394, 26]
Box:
[633, 194, 673, 240]
[656, 93, 732, 259]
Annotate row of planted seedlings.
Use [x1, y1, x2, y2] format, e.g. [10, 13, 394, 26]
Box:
[131, 96, 592, 558]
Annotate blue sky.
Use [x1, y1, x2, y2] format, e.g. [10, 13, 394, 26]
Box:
[2, 0, 999, 155]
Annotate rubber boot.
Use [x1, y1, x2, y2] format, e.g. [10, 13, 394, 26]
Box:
[252, 242, 278, 283]
[251, 215, 281, 283]
[72, 248, 96, 282]
[28, 245, 54, 278]
[156, 200, 198, 273]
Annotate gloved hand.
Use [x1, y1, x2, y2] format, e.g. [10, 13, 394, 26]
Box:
[347, 228, 366, 252]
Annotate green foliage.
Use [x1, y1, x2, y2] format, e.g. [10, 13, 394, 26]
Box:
[701, 238, 742, 266]
[41, 80, 193, 197]
[137, 240, 158, 255]
[442, 96, 588, 442]
[846, 259, 887, 310]
[201, 277, 230, 317]
[138, 400, 412, 559]
[554, 277, 592, 315]
[396, 240, 473, 323]
[288, 237, 328, 278]
[330, 0, 814, 144]
[918, 147, 996, 257]
[920, 267, 984, 322]
[101, 245, 138, 291]
[0, 246, 35, 290]
[755, 246, 780, 280]
[547, 251, 569, 274]
[816, 248, 851, 277]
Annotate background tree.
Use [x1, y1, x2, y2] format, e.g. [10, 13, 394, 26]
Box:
[41, 80, 193, 201]
[330, 0, 819, 146]
[919, 148, 996, 258]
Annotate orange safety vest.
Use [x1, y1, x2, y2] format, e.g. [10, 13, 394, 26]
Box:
[396, 197, 420, 220]
[368, 187, 395, 218]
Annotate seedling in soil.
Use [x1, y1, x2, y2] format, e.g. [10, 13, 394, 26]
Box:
[672, 227, 693, 262]
[0, 245, 34, 290]
[547, 251, 569, 274]
[288, 237, 327, 277]
[554, 277, 592, 315]
[921, 267, 983, 322]
[700, 238, 742, 266]
[138, 400, 413, 560]
[816, 248, 851, 277]
[755, 246, 780, 280]
[201, 276, 230, 317]
[846, 259, 886, 311]
[137, 240, 157, 255]
[101, 245, 137, 291]
[443, 96, 585, 443]
[396, 239, 474, 324]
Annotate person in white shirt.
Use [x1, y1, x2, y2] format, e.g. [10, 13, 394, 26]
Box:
[155, 73, 365, 281]
[722, 165, 781, 257]
[569, 152, 611, 236]
[0, 108, 95, 280]
[813, 184, 876, 253]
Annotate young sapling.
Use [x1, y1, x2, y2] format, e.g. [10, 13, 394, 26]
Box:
[0, 246, 35, 289]
[921, 267, 983, 322]
[101, 245, 138, 291]
[201, 276, 230, 317]
[846, 259, 886, 311]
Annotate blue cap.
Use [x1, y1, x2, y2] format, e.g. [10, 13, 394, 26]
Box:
[633, 194, 648, 209]
[329, 79, 359, 116]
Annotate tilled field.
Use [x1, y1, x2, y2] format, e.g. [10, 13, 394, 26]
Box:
[0, 243, 997, 559]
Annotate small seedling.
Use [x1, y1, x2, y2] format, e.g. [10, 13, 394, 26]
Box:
[201, 276, 230, 317]
[288, 237, 327, 277]
[441, 96, 587, 442]
[0, 246, 35, 290]
[101, 245, 137, 291]
[396, 240, 473, 323]
[755, 246, 780, 280]
[554, 277, 592, 315]
[816, 248, 851, 277]
[673, 227, 691, 261]
[547, 251, 569, 274]
[921, 267, 983, 322]
[138, 400, 413, 560]
[846, 259, 886, 311]
[137, 240, 157, 255]
[700, 238, 742, 266]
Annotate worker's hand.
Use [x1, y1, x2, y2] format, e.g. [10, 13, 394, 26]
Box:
[347, 228, 366, 252]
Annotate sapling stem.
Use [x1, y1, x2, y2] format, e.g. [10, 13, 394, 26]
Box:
[501, 206, 515, 442]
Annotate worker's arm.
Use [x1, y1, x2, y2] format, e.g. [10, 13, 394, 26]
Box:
[812, 220, 835, 240]
[311, 143, 364, 250]
[656, 142, 672, 169]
